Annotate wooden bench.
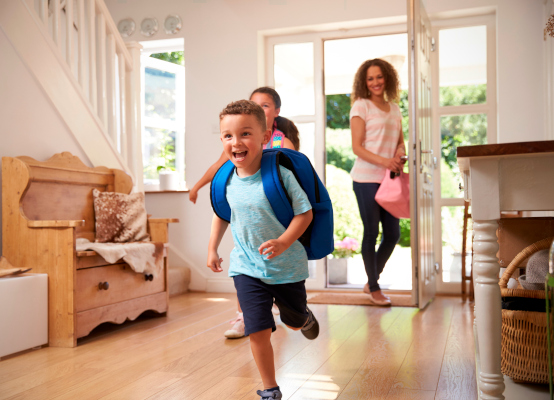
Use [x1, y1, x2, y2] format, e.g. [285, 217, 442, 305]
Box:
[1, 152, 178, 347]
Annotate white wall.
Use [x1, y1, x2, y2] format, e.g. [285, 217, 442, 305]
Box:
[0, 28, 90, 256]
[105, 0, 546, 291]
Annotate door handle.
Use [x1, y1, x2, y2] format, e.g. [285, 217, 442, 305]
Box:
[421, 149, 433, 154]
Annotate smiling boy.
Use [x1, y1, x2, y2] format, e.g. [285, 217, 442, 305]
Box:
[207, 100, 319, 400]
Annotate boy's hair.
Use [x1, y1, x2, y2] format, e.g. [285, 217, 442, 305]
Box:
[219, 100, 267, 131]
[352, 58, 400, 104]
[250, 87, 301, 151]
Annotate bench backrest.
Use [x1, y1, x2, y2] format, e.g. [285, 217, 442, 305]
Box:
[3, 152, 132, 241]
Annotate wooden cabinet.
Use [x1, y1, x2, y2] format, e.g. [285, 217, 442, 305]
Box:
[1, 152, 178, 347]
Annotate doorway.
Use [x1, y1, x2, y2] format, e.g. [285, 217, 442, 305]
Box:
[323, 33, 412, 291]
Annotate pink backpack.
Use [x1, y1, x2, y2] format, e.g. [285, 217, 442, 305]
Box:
[375, 170, 410, 219]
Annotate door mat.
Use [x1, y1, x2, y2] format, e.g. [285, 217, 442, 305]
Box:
[307, 292, 415, 307]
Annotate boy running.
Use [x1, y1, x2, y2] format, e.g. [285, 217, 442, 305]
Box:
[207, 100, 319, 400]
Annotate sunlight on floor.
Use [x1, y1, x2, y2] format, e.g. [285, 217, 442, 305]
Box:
[205, 297, 231, 302]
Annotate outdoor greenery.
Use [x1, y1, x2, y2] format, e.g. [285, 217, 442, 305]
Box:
[150, 51, 184, 66]
[325, 84, 487, 250]
[143, 128, 176, 180]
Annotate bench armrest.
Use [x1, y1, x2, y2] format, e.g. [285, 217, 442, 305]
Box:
[147, 218, 179, 243]
[28, 220, 85, 228]
[148, 218, 179, 224]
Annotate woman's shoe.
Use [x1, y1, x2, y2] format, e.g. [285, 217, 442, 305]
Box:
[363, 283, 370, 294]
[367, 292, 391, 306]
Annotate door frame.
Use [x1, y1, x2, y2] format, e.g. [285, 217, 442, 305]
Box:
[262, 23, 409, 290]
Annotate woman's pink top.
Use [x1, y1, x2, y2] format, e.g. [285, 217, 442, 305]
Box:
[264, 128, 286, 149]
[349, 98, 402, 183]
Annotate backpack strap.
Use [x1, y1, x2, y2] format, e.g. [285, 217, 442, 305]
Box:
[261, 150, 295, 229]
[210, 160, 235, 223]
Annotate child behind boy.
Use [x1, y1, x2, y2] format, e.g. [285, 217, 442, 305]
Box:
[207, 100, 319, 400]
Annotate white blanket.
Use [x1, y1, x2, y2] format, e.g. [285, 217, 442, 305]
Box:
[76, 238, 164, 277]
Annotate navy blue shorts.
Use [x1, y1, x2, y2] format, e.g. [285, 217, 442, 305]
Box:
[233, 274, 309, 336]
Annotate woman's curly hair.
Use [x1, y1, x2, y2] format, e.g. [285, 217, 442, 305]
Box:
[351, 58, 400, 104]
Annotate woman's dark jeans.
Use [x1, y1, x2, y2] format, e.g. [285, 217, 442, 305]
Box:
[353, 181, 400, 293]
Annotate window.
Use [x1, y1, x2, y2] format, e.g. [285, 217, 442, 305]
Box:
[140, 39, 185, 190]
[433, 18, 496, 291]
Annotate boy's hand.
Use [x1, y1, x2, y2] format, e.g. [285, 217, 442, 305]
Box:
[207, 251, 223, 272]
[259, 239, 289, 260]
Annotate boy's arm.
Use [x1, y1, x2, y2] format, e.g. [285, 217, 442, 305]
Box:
[207, 214, 229, 272]
[189, 151, 228, 204]
[259, 209, 313, 260]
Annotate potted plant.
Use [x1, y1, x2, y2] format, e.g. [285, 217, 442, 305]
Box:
[328, 237, 359, 284]
[157, 165, 179, 191]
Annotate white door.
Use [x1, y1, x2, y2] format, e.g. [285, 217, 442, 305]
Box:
[408, 0, 436, 308]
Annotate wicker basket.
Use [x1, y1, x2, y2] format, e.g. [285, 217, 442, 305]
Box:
[498, 236, 552, 384]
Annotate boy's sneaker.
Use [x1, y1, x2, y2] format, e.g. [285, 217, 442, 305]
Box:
[256, 387, 282, 399]
[224, 312, 245, 339]
[301, 307, 319, 340]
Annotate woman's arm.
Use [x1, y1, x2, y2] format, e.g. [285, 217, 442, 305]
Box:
[394, 126, 406, 158]
[189, 151, 228, 204]
[351, 116, 402, 172]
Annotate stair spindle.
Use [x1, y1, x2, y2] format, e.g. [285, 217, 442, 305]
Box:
[52, 0, 61, 46]
[106, 34, 117, 144]
[65, 0, 74, 69]
[77, 0, 86, 88]
[87, 0, 97, 111]
[96, 12, 107, 128]
[39, 0, 48, 26]
[118, 52, 127, 161]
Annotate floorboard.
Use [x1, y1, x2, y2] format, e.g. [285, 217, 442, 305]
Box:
[0, 293, 483, 400]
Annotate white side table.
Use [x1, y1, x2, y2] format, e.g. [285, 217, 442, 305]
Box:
[458, 141, 554, 400]
[0, 273, 48, 358]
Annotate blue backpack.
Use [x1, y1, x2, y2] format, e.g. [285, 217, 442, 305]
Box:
[210, 148, 334, 260]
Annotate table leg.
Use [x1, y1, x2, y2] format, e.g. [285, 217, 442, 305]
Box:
[473, 219, 505, 400]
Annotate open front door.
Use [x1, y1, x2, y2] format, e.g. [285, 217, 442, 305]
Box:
[408, 0, 436, 308]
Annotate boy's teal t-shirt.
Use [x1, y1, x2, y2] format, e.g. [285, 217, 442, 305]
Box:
[226, 166, 312, 284]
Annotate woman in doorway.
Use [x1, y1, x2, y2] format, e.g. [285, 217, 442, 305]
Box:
[350, 58, 406, 306]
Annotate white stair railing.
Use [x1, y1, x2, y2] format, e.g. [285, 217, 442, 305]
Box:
[29, 0, 141, 180]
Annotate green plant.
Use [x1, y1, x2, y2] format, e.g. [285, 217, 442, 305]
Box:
[150, 51, 184, 66]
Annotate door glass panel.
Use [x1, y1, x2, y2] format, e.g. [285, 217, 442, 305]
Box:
[441, 114, 487, 198]
[295, 122, 315, 166]
[441, 206, 472, 283]
[144, 67, 177, 121]
[274, 43, 314, 116]
[439, 25, 487, 106]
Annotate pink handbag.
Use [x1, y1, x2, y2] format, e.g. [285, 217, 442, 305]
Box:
[375, 170, 410, 219]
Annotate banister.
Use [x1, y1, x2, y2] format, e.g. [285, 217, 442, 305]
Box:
[94, 0, 133, 69]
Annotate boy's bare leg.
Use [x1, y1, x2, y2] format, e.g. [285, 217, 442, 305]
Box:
[249, 328, 278, 389]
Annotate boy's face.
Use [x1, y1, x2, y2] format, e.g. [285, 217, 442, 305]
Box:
[220, 114, 270, 177]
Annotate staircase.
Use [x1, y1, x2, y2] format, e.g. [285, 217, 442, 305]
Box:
[0, 0, 142, 189]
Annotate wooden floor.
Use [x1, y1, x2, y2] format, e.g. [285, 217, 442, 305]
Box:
[0, 293, 477, 400]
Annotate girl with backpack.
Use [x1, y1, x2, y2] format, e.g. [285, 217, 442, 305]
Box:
[350, 59, 407, 306]
[189, 87, 301, 338]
